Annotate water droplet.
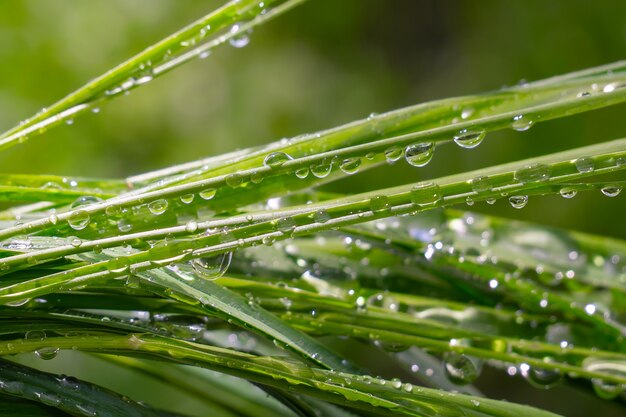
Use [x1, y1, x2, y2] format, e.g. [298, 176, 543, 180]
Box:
[48, 214, 59, 225]
[601, 184, 622, 197]
[384, 146, 403, 163]
[25, 330, 46, 341]
[70, 196, 102, 209]
[340, 157, 362, 174]
[370, 195, 390, 213]
[514, 163, 550, 183]
[264, 152, 293, 168]
[68, 210, 90, 230]
[229, 24, 251, 48]
[35, 347, 59, 360]
[591, 378, 623, 400]
[511, 114, 534, 131]
[509, 195, 528, 209]
[311, 163, 332, 178]
[524, 366, 561, 389]
[443, 352, 480, 385]
[559, 187, 577, 199]
[69, 237, 82, 247]
[469, 176, 492, 193]
[410, 182, 442, 206]
[454, 129, 486, 149]
[199, 188, 217, 200]
[295, 167, 309, 179]
[573, 156, 594, 173]
[312, 210, 331, 223]
[225, 174, 244, 188]
[404, 142, 434, 167]
[180, 194, 194, 204]
[185, 221, 198, 233]
[191, 252, 233, 279]
[148, 199, 169, 215]
[118, 219, 133, 233]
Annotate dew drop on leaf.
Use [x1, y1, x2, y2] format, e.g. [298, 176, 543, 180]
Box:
[263, 151, 293, 168]
[410, 182, 442, 206]
[339, 157, 362, 174]
[199, 188, 217, 200]
[469, 176, 492, 193]
[574, 156, 594, 173]
[404, 142, 434, 167]
[384, 146, 403, 163]
[559, 187, 577, 199]
[511, 114, 534, 131]
[191, 252, 232, 279]
[514, 163, 550, 183]
[508, 195, 528, 209]
[443, 352, 480, 385]
[35, 347, 59, 361]
[311, 163, 332, 178]
[148, 199, 169, 215]
[453, 129, 486, 149]
[601, 184, 622, 197]
[68, 210, 90, 230]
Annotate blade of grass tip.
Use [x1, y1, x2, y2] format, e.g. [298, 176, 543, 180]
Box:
[0, 0, 307, 152]
[137, 265, 353, 371]
[0, 359, 164, 417]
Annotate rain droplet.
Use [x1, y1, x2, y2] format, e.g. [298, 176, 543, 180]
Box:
[511, 114, 534, 131]
[70, 196, 102, 209]
[525, 367, 561, 389]
[68, 210, 90, 230]
[601, 184, 622, 197]
[514, 163, 550, 183]
[229, 24, 251, 48]
[264, 151, 292, 168]
[559, 187, 577, 199]
[225, 174, 244, 188]
[191, 252, 233, 279]
[509, 195, 528, 209]
[443, 352, 480, 385]
[311, 163, 332, 178]
[35, 347, 59, 360]
[410, 182, 442, 206]
[185, 221, 198, 233]
[199, 188, 217, 200]
[180, 194, 194, 204]
[453, 129, 486, 149]
[469, 176, 492, 193]
[384, 146, 403, 163]
[404, 142, 434, 167]
[591, 378, 623, 400]
[574, 156, 594, 173]
[340, 157, 362, 174]
[312, 210, 331, 223]
[295, 167, 309, 179]
[148, 199, 169, 215]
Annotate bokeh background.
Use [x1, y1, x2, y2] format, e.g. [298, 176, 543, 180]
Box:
[1, 1, 625, 416]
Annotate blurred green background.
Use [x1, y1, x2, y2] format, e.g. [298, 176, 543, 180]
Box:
[1, 1, 625, 416]
[0, 0, 625, 237]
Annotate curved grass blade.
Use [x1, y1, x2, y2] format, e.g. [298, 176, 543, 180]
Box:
[0, 0, 306, 152]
